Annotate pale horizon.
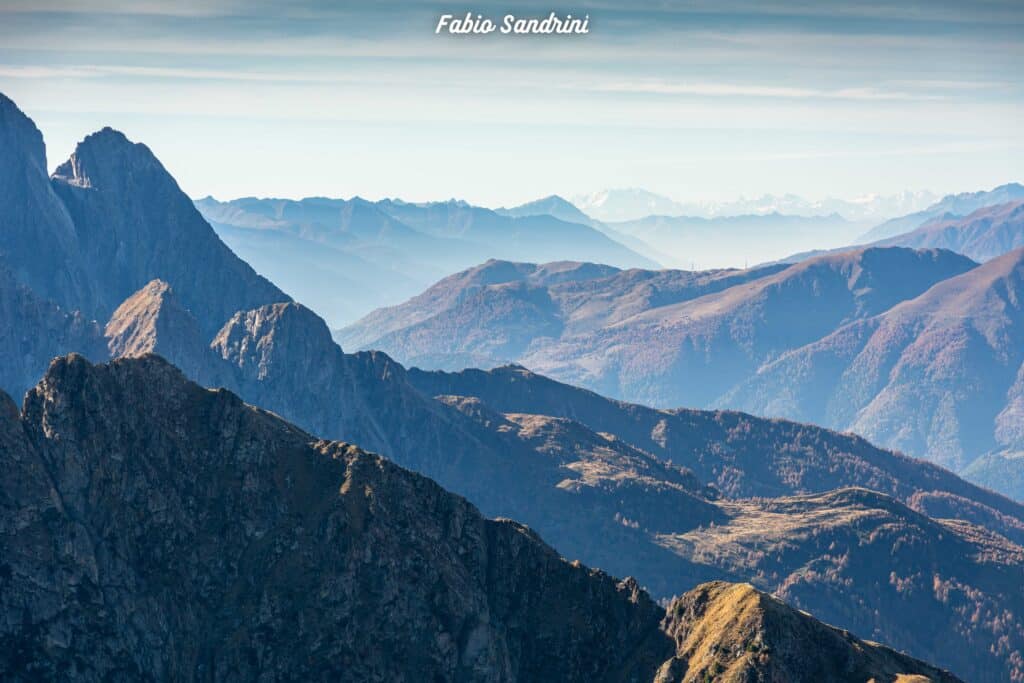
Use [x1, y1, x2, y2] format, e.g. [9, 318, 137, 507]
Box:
[2, 0, 1022, 207]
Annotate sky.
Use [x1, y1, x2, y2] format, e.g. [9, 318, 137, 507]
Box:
[0, 0, 1022, 207]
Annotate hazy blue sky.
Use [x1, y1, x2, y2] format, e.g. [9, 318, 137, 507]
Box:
[1, 0, 1021, 206]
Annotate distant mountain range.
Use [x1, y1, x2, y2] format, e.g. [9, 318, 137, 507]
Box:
[341, 241, 1024, 499]
[195, 194, 656, 327]
[571, 187, 938, 223]
[726, 247, 1024, 473]
[0, 90, 1019, 680]
[874, 199, 1024, 262]
[340, 247, 975, 406]
[857, 182, 1024, 242]
[336, 258, 787, 367]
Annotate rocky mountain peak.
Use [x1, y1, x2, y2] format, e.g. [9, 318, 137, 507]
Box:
[52, 126, 161, 191]
[104, 279, 229, 387]
[0, 92, 46, 173]
[212, 302, 339, 375]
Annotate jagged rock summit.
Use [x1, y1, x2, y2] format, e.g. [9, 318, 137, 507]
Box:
[48, 124, 289, 333]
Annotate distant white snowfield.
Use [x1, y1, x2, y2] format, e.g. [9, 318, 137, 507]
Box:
[571, 188, 938, 223]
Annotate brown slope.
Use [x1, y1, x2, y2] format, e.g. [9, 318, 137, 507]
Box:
[337, 258, 620, 350]
[519, 247, 977, 407]
[877, 200, 1024, 262]
[104, 279, 232, 387]
[727, 247, 1024, 472]
[653, 488, 1022, 682]
[337, 257, 787, 370]
[657, 581, 959, 683]
[407, 364, 1024, 547]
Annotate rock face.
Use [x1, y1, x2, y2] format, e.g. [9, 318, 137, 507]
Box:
[0, 94, 98, 314]
[0, 355, 960, 682]
[0, 354, 672, 682]
[104, 279, 230, 387]
[656, 582, 958, 683]
[48, 128, 288, 335]
[0, 263, 104, 399]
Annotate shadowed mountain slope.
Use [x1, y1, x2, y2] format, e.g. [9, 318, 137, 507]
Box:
[0, 94, 99, 315]
[0, 263, 105, 398]
[48, 129, 288, 336]
[0, 94, 288, 339]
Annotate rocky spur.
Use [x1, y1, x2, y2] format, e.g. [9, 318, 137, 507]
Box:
[435, 12, 590, 35]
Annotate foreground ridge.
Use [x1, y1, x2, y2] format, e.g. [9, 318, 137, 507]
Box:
[0, 354, 958, 682]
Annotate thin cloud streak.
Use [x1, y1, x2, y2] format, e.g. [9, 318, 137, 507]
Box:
[594, 81, 946, 102]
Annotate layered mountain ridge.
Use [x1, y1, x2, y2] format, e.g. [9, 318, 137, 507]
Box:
[343, 247, 977, 407]
[196, 193, 656, 326]
[0, 92, 1018, 680]
[874, 199, 1024, 262]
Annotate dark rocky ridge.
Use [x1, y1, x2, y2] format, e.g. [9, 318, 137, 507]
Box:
[0, 355, 668, 680]
[0, 355, 959, 682]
